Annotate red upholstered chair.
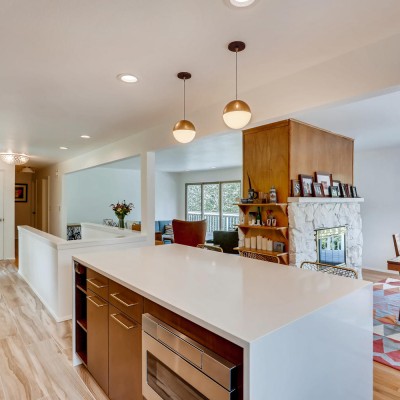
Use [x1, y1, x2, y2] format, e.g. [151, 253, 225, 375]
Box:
[172, 219, 207, 247]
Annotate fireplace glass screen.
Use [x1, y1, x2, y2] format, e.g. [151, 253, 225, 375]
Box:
[315, 226, 347, 266]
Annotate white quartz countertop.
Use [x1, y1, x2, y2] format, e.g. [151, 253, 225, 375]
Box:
[73, 244, 370, 347]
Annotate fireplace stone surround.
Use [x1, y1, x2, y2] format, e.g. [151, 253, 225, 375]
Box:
[288, 198, 363, 276]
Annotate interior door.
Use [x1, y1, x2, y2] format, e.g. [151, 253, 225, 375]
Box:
[41, 178, 48, 232]
[0, 171, 4, 259]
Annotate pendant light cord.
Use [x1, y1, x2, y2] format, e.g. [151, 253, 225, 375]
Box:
[235, 49, 238, 100]
[183, 78, 186, 120]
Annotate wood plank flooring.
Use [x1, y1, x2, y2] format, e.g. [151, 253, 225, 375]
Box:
[0, 261, 399, 399]
[0, 260, 109, 400]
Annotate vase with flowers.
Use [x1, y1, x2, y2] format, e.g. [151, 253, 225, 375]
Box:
[110, 200, 134, 229]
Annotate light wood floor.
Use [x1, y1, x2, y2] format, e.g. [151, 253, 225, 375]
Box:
[1, 261, 400, 399]
[0, 260, 109, 400]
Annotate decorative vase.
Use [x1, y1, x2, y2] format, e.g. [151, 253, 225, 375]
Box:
[117, 216, 125, 229]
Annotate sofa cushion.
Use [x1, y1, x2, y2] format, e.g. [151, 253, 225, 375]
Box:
[155, 221, 161, 232]
[158, 220, 172, 233]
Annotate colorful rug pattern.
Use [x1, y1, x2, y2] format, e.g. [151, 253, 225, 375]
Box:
[373, 278, 400, 370]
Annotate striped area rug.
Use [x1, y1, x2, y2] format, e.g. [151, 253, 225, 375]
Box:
[373, 278, 400, 370]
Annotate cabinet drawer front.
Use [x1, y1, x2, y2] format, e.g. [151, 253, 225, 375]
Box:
[87, 290, 109, 394]
[109, 280, 143, 322]
[87, 268, 109, 300]
[109, 305, 142, 400]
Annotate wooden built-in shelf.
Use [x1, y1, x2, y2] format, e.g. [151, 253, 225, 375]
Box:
[77, 319, 87, 332]
[235, 203, 287, 213]
[237, 225, 288, 239]
[77, 351, 87, 366]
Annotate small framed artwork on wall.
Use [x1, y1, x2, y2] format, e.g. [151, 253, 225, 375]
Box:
[15, 183, 28, 202]
[315, 171, 332, 196]
[299, 174, 314, 197]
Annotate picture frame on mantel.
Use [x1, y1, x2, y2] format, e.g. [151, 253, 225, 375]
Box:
[15, 183, 28, 203]
[299, 174, 313, 197]
[329, 186, 340, 197]
[312, 182, 325, 197]
[340, 183, 348, 198]
[351, 186, 359, 198]
[291, 179, 301, 197]
[315, 171, 332, 197]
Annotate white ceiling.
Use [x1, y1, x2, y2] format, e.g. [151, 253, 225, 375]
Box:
[1, 0, 400, 167]
[295, 90, 400, 151]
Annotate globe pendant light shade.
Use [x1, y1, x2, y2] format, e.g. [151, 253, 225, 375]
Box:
[173, 72, 196, 144]
[173, 119, 196, 144]
[223, 41, 252, 130]
[222, 99, 252, 129]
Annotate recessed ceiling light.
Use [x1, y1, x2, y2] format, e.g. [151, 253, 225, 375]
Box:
[80, 135, 91, 139]
[229, 0, 255, 7]
[117, 74, 138, 83]
[59, 146, 68, 150]
[211, 166, 217, 169]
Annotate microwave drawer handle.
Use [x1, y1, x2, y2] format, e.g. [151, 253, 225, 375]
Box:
[87, 295, 107, 308]
[111, 313, 137, 330]
[87, 278, 108, 289]
[157, 325, 203, 368]
[110, 292, 138, 307]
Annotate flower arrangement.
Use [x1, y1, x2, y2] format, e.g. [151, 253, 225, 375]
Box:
[110, 200, 134, 217]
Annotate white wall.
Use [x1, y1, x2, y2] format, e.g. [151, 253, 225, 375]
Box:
[65, 167, 179, 225]
[155, 171, 180, 221]
[176, 167, 242, 219]
[66, 168, 142, 224]
[0, 164, 15, 259]
[354, 146, 400, 270]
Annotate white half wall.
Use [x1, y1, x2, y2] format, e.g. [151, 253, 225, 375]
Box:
[354, 146, 400, 270]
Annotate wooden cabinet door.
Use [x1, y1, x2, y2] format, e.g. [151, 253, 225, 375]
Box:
[87, 289, 109, 394]
[109, 305, 141, 400]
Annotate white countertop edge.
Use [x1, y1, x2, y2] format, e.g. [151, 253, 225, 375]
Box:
[72, 253, 370, 349]
[288, 197, 364, 203]
[18, 225, 147, 251]
[72, 254, 250, 349]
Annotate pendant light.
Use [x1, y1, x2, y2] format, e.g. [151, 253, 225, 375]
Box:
[223, 41, 252, 130]
[173, 72, 196, 144]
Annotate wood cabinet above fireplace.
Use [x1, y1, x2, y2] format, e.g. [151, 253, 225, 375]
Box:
[242, 119, 354, 202]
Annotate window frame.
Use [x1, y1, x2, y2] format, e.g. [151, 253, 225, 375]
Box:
[185, 180, 241, 231]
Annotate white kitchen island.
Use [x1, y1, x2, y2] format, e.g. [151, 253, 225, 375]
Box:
[73, 244, 372, 400]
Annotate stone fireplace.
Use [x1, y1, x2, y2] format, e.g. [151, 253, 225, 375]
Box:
[288, 199, 363, 275]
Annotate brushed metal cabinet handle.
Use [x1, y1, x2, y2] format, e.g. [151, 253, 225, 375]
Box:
[87, 295, 107, 307]
[110, 292, 138, 307]
[87, 278, 108, 289]
[110, 313, 137, 330]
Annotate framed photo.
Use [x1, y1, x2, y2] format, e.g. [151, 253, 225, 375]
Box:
[312, 182, 325, 197]
[315, 171, 332, 196]
[332, 180, 341, 189]
[299, 174, 314, 197]
[291, 179, 301, 197]
[351, 186, 358, 198]
[273, 241, 285, 253]
[344, 184, 351, 198]
[329, 186, 339, 197]
[339, 183, 348, 198]
[15, 183, 28, 202]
